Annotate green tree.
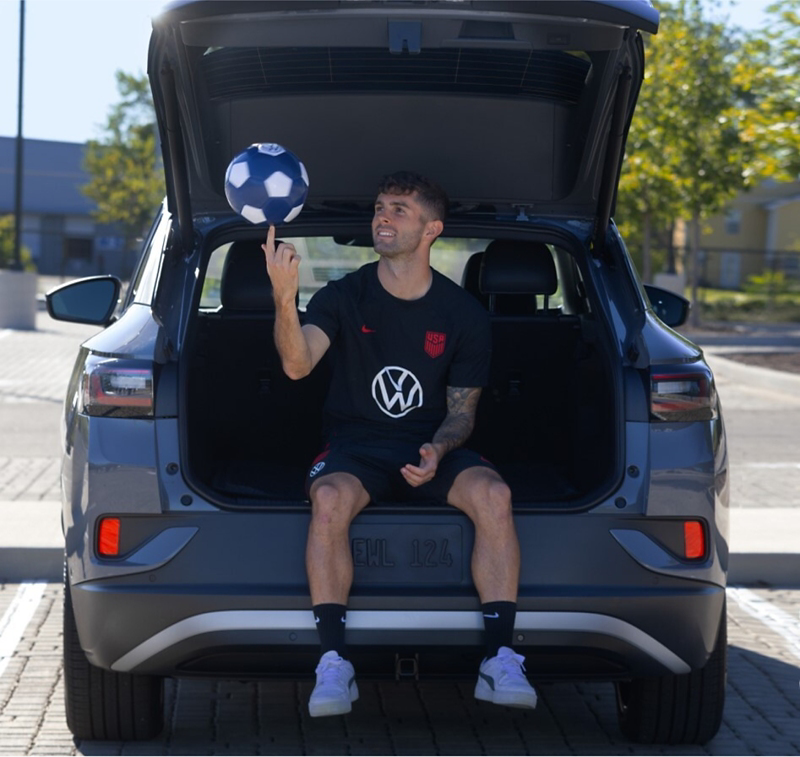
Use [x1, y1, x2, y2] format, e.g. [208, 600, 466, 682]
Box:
[618, 0, 785, 324]
[617, 8, 685, 283]
[735, 0, 800, 179]
[82, 71, 165, 260]
[0, 216, 34, 271]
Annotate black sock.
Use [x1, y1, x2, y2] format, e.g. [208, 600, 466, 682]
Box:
[313, 603, 347, 658]
[482, 601, 516, 658]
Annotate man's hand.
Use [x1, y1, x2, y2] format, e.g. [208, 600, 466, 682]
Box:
[401, 443, 442, 487]
[262, 225, 300, 307]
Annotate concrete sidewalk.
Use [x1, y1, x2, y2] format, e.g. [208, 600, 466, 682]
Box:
[1, 499, 798, 586]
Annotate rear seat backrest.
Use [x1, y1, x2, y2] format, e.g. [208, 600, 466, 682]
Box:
[472, 240, 578, 468]
[199, 239, 329, 479]
[221, 239, 275, 312]
[479, 239, 557, 313]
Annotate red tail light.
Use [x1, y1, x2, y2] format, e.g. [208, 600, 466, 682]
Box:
[650, 367, 717, 422]
[82, 357, 154, 418]
[97, 517, 121, 557]
[684, 521, 706, 560]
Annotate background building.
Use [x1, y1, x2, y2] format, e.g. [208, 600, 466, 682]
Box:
[693, 180, 800, 289]
[0, 136, 137, 278]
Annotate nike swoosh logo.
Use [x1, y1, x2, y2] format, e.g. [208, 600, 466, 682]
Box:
[483, 612, 500, 619]
[314, 616, 320, 624]
[361, 325, 377, 333]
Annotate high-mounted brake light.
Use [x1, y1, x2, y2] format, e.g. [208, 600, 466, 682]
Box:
[684, 521, 706, 560]
[82, 357, 154, 418]
[650, 367, 717, 422]
[97, 517, 121, 557]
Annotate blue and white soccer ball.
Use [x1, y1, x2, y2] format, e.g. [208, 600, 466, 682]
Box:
[224, 143, 310, 225]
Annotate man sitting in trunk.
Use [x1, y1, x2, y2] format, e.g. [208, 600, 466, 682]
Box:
[263, 171, 537, 717]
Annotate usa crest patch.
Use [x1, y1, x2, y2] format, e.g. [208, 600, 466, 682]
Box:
[424, 331, 446, 358]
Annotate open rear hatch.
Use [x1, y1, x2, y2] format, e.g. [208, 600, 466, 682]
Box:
[153, 1, 660, 508]
[149, 0, 657, 251]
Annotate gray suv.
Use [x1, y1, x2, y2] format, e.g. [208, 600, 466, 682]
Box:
[47, 0, 728, 745]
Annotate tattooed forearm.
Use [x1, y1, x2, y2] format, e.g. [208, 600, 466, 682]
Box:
[431, 387, 481, 456]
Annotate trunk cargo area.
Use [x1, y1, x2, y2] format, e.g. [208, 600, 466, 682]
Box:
[184, 276, 619, 507]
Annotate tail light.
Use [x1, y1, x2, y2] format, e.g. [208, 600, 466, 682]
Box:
[82, 356, 154, 418]
[650, 365, 717, 422]
[97, 517, 121, 557]
[684, 520, 706, 560]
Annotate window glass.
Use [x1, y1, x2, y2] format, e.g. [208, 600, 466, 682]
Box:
[198, 237, 566, 311]
[199, 237, 486, 310]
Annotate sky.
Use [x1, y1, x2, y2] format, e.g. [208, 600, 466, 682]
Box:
[0, 0, 780, 145]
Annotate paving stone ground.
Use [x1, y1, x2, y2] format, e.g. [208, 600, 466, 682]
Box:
[0, 583, 798, 756]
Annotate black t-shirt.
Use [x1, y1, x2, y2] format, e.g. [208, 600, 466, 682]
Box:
[304, 261, 491, 442]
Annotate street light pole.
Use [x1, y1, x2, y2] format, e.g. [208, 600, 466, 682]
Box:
[12, 0, 26, 271]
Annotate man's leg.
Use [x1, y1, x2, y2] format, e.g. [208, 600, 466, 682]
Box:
[447, 466, 519, 605]
[447, 466, 537, 709]
[306, 471, 370, 717]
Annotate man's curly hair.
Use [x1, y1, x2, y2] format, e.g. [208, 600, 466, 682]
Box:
[377, 171, 449, 222]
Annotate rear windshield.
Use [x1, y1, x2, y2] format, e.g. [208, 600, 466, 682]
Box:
[200, 236, 568, 312]
[202, 237, 485, 309]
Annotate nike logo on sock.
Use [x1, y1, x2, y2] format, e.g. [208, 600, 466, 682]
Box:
[361, 324, 377, 333]
[483, 612, 500, 619]
[314, 616, 320, 623]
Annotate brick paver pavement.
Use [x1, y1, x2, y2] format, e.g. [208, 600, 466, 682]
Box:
[0, 583, 798, 755]
[0, 316, 97, 502]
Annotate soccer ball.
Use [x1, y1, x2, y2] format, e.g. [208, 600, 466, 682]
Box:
[224, 143, 310, 225]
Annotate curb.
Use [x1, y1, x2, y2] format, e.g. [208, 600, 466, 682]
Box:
[703, 352, 800, 397]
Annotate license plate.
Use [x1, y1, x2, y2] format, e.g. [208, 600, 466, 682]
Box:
[350, 523, 463, 584]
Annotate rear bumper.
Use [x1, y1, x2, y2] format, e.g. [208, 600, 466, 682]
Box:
[71, 583, 724, 678]
[69, 505, 726, 679]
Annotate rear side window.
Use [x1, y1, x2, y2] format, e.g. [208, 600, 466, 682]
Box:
[199, 237, 486, 310]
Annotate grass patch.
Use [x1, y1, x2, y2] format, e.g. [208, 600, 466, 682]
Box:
[694, 287, 800, 322]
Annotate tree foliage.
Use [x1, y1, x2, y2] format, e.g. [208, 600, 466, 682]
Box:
[616, 0, 799, 288]
[82, 71, 165, 247]
[0, 216, 34, 271]
[736, 0, 800, 180]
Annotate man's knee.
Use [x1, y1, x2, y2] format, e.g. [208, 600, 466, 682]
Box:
[310, 474, 367, 529]
[450, 468, 513, 523]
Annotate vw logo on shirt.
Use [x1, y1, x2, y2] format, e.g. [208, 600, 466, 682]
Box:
[372, 366, 424, 418]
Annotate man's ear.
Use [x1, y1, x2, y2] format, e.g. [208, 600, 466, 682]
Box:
[426, 219, 444, 240]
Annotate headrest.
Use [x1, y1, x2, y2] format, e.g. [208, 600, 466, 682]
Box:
[461, 251, 489, 307]
[220, 240, 274, 311]
[479, 240, 557, 296]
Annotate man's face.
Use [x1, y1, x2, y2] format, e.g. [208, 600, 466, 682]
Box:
[372, 191, 436, 257]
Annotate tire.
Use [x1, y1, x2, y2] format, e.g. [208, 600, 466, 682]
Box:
[63, 568, 165, 741]
[615, 605, 727, 745]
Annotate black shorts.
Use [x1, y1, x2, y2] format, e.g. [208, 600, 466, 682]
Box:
[305, 435, 497, 504]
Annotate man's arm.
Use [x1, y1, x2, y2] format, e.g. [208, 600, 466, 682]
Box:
[262, 225, 330, 379]
[431, 386, 481, 458]
[401, 386, 482, 487]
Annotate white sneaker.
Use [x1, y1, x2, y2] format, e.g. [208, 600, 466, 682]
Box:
[475, 646, 538, 709]
[308, 651, 359, 717]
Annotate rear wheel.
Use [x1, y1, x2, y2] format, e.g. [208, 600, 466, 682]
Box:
[63, 568, 164, 741]
[615, 606, 726, 745]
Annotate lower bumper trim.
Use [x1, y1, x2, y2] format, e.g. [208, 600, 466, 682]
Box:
[111, 610, 691, 675]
